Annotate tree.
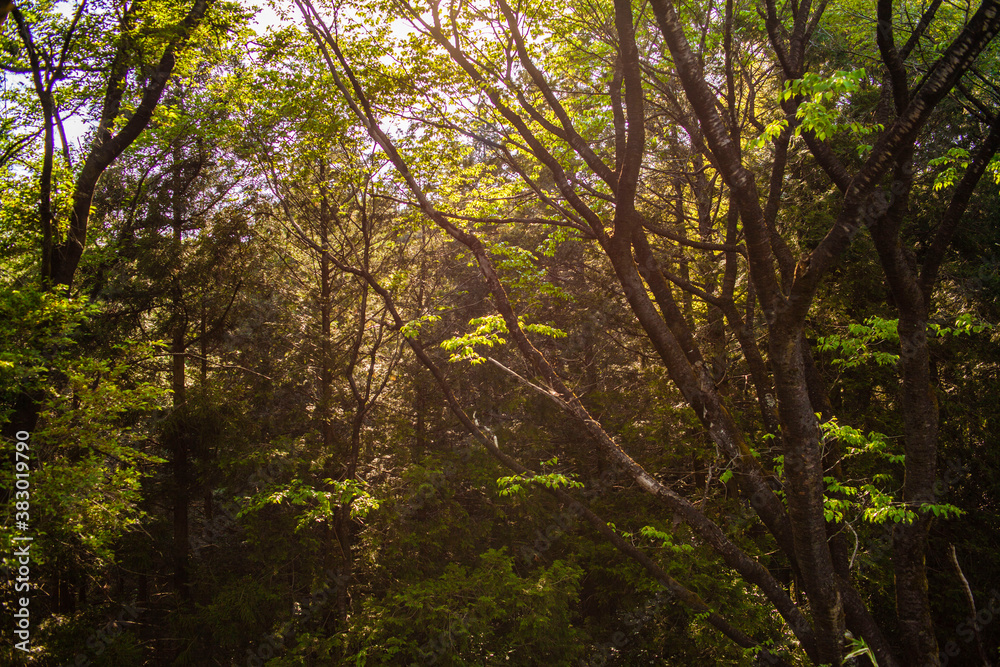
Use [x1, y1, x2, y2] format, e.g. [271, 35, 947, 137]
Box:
[3, 0, 999, 664]
[2, 0, 221, 290]
[294, 0, 1000, 663]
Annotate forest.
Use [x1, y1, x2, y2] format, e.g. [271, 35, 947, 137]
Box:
[2, 0, 1000, 664]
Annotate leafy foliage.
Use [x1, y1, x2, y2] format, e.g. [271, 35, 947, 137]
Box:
[2, 0, 1000, 665]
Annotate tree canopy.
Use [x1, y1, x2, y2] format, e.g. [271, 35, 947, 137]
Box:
[3, 0, 1000, 665]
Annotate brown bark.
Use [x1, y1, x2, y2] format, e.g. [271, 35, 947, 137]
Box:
[649, 1, 846, 660]
[867, 105, 1000, 663]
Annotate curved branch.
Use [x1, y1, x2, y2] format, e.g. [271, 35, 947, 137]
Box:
[920, 112, 1000, 302]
